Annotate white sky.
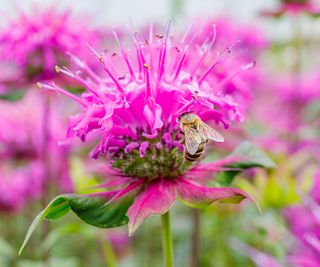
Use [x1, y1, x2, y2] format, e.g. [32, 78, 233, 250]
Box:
[0, 0, 317, 42]
[0, 0, 276, 25]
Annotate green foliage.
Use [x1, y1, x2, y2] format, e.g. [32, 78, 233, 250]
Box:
[236, 151, 316, 209]
[19, 193, 134, 255]
[65, 85, 86, 94]
[216, 141, 275, 186]
[0, 90, 25, 101]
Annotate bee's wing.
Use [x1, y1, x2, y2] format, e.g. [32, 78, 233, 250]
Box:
[183, 125, 202, 155]
[198, 122, 224, 142]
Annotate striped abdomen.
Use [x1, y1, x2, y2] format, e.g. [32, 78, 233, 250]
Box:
[185, 140, 207, 162]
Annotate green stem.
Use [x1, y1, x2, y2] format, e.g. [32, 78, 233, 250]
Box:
[161, 211, 174, 267]
[40, 93, 52, 266]
[190, 209, 200, 267]
[100, 234, 117, 267]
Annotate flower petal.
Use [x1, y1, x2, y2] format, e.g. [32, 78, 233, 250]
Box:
[127, 179, 176, 236]
[143, 97, 163, 132]
[177, 178, 258, 209]
[139, 141, 150, 157]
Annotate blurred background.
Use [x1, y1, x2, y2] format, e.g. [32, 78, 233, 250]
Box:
[0, 0, 320, 267]
[0, 0, 315, 38]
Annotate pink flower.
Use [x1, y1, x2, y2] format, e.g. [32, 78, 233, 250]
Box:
[285, 201, 320, 266]
[284, 171, 320, 266]
[0, 4, 100, 85]
[0, 161, 44, 212]
[0, 90, 71, 212]
[107, 228, 130, 258]
[252, 72, 320, 154]
[184, 18, 266, 120]
[261, 0, 320, 17]
[187, 17, 268, 58]
[182, 18, 268, 152]
[230, 238, 282, 267]
[40, 23, 256, 235]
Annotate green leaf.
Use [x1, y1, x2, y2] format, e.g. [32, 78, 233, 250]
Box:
[19, 192, 134, 255]
[65, 85, 86, 94]
[216, 141, 275, 186]
[230, 141, 276, 168]
[217, 195, 246, 204]
[0, 90, 25, 101]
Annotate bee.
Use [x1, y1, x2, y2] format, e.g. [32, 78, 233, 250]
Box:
[178, 112, 224, 161]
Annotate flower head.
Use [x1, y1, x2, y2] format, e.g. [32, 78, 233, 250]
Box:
[184, 18, 266, 120]
[252, 72, 320, 154]
[285, 171, 320, 266]
[0, 90, 71, 212]
[261, 0, 320, 17]
[40, 22, 256, 235]
[0, 4, 100, 85]
[187, 17, 268, 58]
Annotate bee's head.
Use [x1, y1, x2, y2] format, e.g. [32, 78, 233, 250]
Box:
[178, 111, 196, 123]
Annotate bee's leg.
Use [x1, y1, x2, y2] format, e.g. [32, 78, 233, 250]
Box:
[180, 136, 185, 144]
[179, 130, 185, 144]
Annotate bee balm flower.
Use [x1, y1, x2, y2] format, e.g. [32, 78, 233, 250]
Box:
[285, 172, 320, 267]
[0, 5, 100, 85]
[40, 23, 256, 235]
[262, 0, 320, 17]
[0, 90, 71, 212]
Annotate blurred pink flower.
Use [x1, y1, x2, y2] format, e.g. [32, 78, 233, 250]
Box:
[0, 161, 44, 212]
[185, 17, 267, 120]
[286, 203, 320, 266]
[251, 72, 320, 154]
[0, 4, 100, 86]
[183, 18, 268, 151]
[107, 228, 130, 258]
[285, 171, 320, 266]
[187, 17, 268, 57]
[261, 0, 320, 17]
[40, 23, 256, 235]
[0, 90, 71, 212]
[230, 238, 282, 267]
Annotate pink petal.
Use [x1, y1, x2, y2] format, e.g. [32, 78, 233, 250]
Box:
[139, 141, 150, 157]
[143, 97, 163, 132]
[89, 180, 143, 201]
[162, 132, 172, 148]
[177, 178, 258, 209]
[185, 156, 240, 182]
[125, 142, 139, 153]
[127, 179, 177, 236]
[172, 140, 184, 151]
[90, 177, 131, 189]
[155, 142, 163, 150]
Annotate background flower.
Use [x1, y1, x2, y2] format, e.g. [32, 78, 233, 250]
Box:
[0, 4, 101, 87]
[0, 90, 71, 212]
[261, 0, 320, 17]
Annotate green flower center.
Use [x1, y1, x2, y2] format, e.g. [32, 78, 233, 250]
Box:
[112, 131, 193, 180]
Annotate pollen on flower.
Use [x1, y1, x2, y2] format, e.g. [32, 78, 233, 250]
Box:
[143, 63, 151, 70]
